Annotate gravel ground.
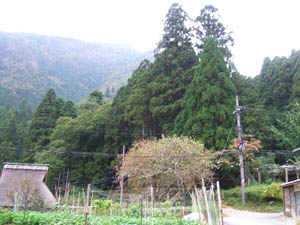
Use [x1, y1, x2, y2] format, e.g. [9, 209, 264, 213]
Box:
[223, 207, 297, 225]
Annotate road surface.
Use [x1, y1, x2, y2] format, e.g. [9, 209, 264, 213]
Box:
[223, 208, 297, 225]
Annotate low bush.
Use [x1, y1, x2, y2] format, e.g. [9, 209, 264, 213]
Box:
[261, 182, 283, 200]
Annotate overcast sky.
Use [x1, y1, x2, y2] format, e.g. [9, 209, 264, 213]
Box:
[0, 0, 299, 77]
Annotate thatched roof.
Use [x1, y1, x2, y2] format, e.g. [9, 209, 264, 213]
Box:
[0, 162, 56, 208]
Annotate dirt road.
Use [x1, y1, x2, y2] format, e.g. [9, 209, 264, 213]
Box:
[223, 208, 297, 225]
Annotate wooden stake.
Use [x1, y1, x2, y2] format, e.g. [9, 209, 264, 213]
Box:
[258, 169, 261, 184]
[120, 145, 125, 205]
[285, 167, 288, 183]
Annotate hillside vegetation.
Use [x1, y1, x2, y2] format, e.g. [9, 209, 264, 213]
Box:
[1, 3, 300, 198]
[0, 32, 152, 107]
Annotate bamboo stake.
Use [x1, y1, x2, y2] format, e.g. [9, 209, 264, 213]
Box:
[151, 186, 154, 225]
[82, 188, 86, 210]
[85, 184, 91, 225]
[195, 187, 204, 221]
[211, 184, 217, 224]
[90, 191, 93, 215]
[71, 186, 75, 214]
[202, 178, 212, 225]
[217, 181, 224, 225]
[77, 192, 81, 214]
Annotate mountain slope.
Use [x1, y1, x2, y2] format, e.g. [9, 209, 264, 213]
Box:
[0, 32, 152, 107]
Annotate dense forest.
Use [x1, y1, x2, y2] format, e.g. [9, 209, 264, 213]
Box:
[0, 32, 152, 107]
[1, 3, 300, 191]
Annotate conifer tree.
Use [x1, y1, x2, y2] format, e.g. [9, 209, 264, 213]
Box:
[174, 37, 236, 151]
[23, 89, 60, 161]
[149, 3, 197, 133]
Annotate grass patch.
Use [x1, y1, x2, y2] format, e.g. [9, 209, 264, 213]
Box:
[222, 183, 283, 213]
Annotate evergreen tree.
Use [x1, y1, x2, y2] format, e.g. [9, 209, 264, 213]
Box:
[63, 100, 77, 118]
[23, 89, 60, 161]
[35, 104, 114, 188]
[126, 59, 154, 137]
[149, 3, 198, 133]
[194, 5, 234, 52]
[174, 37, 236, 151]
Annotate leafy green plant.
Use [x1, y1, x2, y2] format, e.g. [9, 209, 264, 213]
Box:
[124, 202, 141, 218]
[0, 211, 203, 225]
[93, 199, 120, 215]
[262, 182, 283, 200]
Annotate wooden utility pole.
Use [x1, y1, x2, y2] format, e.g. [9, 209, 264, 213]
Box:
[120, 145, 125, 205]
[234, 96, 246, 205]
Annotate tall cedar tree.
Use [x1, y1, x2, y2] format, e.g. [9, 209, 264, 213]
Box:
[150, 3, 197, 133]
[105, 61, 153, 150]
[194, 5, 234, 70]
[23, 89, 76, 162]
[174, 37, 236, 151]
[126, 59, 155, 137]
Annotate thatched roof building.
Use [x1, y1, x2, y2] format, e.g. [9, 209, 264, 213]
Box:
[0, 162, 56, 208]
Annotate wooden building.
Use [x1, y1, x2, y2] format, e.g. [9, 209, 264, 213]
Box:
[0, 162, 56, 208]
[281, 179, 300, 218]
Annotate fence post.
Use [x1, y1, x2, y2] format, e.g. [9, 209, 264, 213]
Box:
[217, 181, 224, 225]
[258, 169, 261, 184]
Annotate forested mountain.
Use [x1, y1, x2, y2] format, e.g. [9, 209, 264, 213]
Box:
[0, 32, 152, 107]
[2, 3, 300, 191]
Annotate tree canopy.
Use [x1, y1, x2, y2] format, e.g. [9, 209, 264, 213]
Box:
[117, 136, 215, 201]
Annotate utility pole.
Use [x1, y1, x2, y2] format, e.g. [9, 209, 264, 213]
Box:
[233, 96, 246, 205]
[120, 145, 125, 205]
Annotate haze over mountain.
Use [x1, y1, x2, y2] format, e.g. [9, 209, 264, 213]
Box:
[0, 32, 152, 107]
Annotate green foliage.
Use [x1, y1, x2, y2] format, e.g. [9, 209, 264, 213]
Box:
[262, 182, 283, 200]
[93, 199, 120, 215]
[124, 202, 142, 218]
[194, 5, 234, 63]
[175, 37, 236, 151]
[23, 89, 77, 162]
[256, 50, 300, 109]
[35, 103, 114, 188]
[0, 211, 201, 225]
[270, 102, 300, 150]
[223, 184, 283, 213]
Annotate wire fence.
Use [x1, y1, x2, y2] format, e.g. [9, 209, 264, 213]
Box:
[54, 180, 223, 225]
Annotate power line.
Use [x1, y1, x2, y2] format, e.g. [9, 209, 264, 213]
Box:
[0, 146, 216, 158]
